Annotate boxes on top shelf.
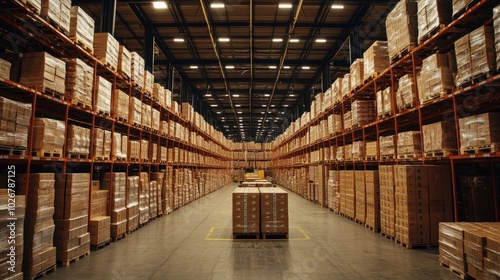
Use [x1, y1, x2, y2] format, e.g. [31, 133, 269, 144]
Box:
[417, 0, 452, 43]
[69, 6, 95, 54]
[94, 33, 119, 71]
[118, 45, 131, 80]
[64, 58, 93, 108]
[350, 58, 364, 90]
[143, 70, 154, 96]
[417, 53, 454, 103]
[494, 5, 500, 70]
[386, 0, 418, 62]
[20, 52, 66, 95]
[41, 0, 71, 36]
[363, 41, 389, 80]
[131, 52, 145, 88]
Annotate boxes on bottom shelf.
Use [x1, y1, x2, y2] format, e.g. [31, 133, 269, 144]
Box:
[22, 246, 56, 279]
[56, 235, 90, 262]
[90, 216, 111, 245]
[111, 220, 127, 238]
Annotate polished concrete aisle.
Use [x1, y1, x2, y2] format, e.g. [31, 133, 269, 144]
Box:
[44, 183, 458, 280]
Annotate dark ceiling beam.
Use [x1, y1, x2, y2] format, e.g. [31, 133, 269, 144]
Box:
[73, 0, 398, 5]
[185, 77, 315, 84]
[152, 21, 349, 29]
[154, 59, 350, 67]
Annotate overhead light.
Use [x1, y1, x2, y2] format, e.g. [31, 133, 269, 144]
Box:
[271, 105, 276, 107]
[302, 66, 310, 69]
[237, 111, 242, 114]
[204, 93, 212, 97]
[316, 38, 327, 43]
[264, 94, 270, 97]
[235, 104, 241, 107]
[289, 94, 296, 97]
[279, 3, 293, 9]
[262, 105, 266, 107]
[274, 120, 278, 122]
[239, 117, 243, 119]
[174, 38, 184, 42]
[233, 94, 240, 97]
[219, 37, 230, 42]
[290, 39, 299, 43]
[216, 111, 222, 114]
[211, 3, 225, 8]
[284, 104, 289, 107]
[258, 120, 262, 122]
[269, 66, 277, 69]
[281, 112, 285, 114]
[152, 1, 167, 9]
[210, 104, 218, 107]
[226, 65, 235, 69]
[331, 4, 344, 9]
[261, 112, 265, 114]
[190, 65, 198, 69]
[272, 38, 283, 42]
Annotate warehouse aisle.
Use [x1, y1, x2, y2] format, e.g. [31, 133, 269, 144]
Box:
[44, 183, 457, 280]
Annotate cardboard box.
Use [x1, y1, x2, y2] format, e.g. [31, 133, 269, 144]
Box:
[69, 6, 94, 53]
[90, 216, 111, 245]
[118, 45, 131, 79]
[94, 33, 119, 70]
[20, 52, 66, 95]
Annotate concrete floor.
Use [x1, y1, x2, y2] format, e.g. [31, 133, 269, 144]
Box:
[43, 183, 459, 280]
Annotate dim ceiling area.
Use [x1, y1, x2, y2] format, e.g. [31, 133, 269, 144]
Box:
[73, 0, 398, 143]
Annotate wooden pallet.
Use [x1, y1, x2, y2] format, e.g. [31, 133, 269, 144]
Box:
[380, 154, 395, 161]
[0, 146, 26, 156]
[355, 219, 365, 226]
[41, 16, 69, 36]
[98, 59, 117, 71]
[439, 261, 466, 279]
[66, 153, 90, 160]
[365, 156, 378, 161]
[93, 156, 109, 161]
[116, 117, 128, 123]
[36, 86, 65, 100]
[461, 143, 500, 155]
[422, 89, 452, 103]
[364, 73, 380, 84]
[68, 98, 92, 110]
[233, 233, 260, 239]
[452, 0, 480, 20]
[24, 264, 56, 280]
[380, 232, 395, 241]
[111, 232, 127, 242]
[32, 149, 61, 158]
[424, 149, 456, 158]
[418, 24, 446, 44]
[111, 156, 126, 162]
[390, 44, 415, 64]
[365, 223, 380, 233]
[262, 233, 289, 240]
[69, 36, 93, 54]
[97, 110, 110, 117]
[132, 122, 141, 128]
[57, 251, 90, 267]
[377, 112, 391, 120]
[127, 226, 139, 234]
[458, 71, 498, 89]
[397, 153, 422, 160]
[395, 239, 434, 249]
[397, 101, 417, 112]
[25, 0, 41, 14]
[90, 239, 111, 251]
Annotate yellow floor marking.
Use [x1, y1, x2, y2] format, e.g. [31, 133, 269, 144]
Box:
[205, 226, 310, 241]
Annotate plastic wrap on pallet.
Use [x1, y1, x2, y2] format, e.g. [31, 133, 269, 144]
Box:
[350, 58, 364, 90]
[365, 141, 378, 159]
[120, 135, 128, 159]
[41, 0, 71, 35]
[352, 141, 365, 160]
[352, 100, 376, 127]
[92, 128, 104, 159]
[118, 45, 131, 79]
[96, 76, 112, 114]
[165, 89, 172, 108]
[152, 108, 160, 132]
[331, 78, 342, 104]
[160, 146, 167, 162]
[363, 41, 389, 80]
[64, 58, 93, 108]
[93, 33, 119, 70]
[0, 97, 31, 149]
[139, 172, 150, 224]
[33, 118, 65, 154]
[66, 124, 90, 154]
[151, 143, 158, 162]
[141, 104, 152, 129]
[417, 0, 452, 43]
[495, 5, 500, 71]
[128, 97, 142, 126]
[160, 120, 168, 135]
[131, 52, 145, 87]
[397, 131, 421, 155]
[143, 70, 154, 96]
[129, 140, 140, 160]
[417, 53, 453, 103]
[69, 6, 94, 54]
[103, 130, 111, 158]
[379, 135, 396, 156]
[111, 132, 122, 158]
[341, 73, 351, 100]
[26, 0, 41, 14]
[343, 111, 352, 130]
[459, 112, 500, 148]
[113, 89, 129, 121]
[396, 74, 417, 110]
[153, 83, 163, 105]
[21, 52, 66, 95]
[386, 0, 418, 62]
[140, 139, 149, 161]
[422, 121, 457, 152]
[102, 172, 126, 214]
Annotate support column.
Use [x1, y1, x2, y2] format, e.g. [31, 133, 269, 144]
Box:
[180, 81, 189, 103]
[322, 64, 331, 94]
[100, 0, 117, 34]
[145, 27, 154, 72]
[350, 25, 362, 63]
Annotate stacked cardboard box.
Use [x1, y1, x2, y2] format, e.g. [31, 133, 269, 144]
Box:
[345, 171, 355, 219]
[131, 52, 145, 88]
[232, 188, 260, 235]
[165, 166, 174, 212]
[94, 33, 119, 70]
[118, 46, 131, 80]
[0, 57, 11, 80]
[439, 223, 468, 276]
[103, 130, 111, 159]
[151, 143, 158, 162]
[331, 78, 342, 104]
[96, 76, 112, 115]
[90, 181, 110, 246]
[379, 165, 396, 238]
[65, 124, 90, 155]
[152, 173, 164, 216]
[149, 181, 158, 219]
[452, 0, 480, 18]
[341, 73, 351, 100]
[355, 171, 366, 223]
[495, 6, 500, 71]
[336, 146, 344, 162]
[351, 100, 376, 127]
[396, 74, 417, 111]
[33, 118, 65, 156]
[379, 135, 396, 158]
[0, 97, 31, 149]
[54, 173, 90, 263]
[456, 26, 496, 87]
[457, 176, 496, 221]
[422, 121, 457, 154]
[327, 170, 340, 212]
[260, 188, 289, 235]
[397, 131, 421, 156]
[152, 108, 160, 132]
[350, 59, 364, 90]
[111, 132, 126, 160]
[143, 70, 154, 96]
[129, 96, 142, 126]
[142, 104, 152, 129]
[458, 112, 500, 152]
[64, 58, 93, 108]
[41, 0, 71, 35]
[352, 141, 364, 160]
[139, 172, 150, 225]
[338, 171, 347, 215]
[113, 89, 129, 121]
[363, 41, 389, 80]
[69, 6, 94, 53]
[0, 191, 25, 279]
[419, 53, 454, 103]
[365, 141, 378, 160]
[19, 173, 56, 278]
[92, 128, 104, 159]
[386, 0, 418, 62]
[140, 140, 149, 162]
[365, 171, 380, 231]
[376, 87, 392, 118]
[343, 111, 352, 130]
[417, 0, 452, 43]
[21, 52, 66, 95]
[26, 0, 41, 14]
[126, 176, 140, 231]
[165, 89, 172, 108]
[102, 173, 127, 239]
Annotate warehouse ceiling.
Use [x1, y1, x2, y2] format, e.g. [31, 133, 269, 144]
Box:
[73, 0, 397, 142]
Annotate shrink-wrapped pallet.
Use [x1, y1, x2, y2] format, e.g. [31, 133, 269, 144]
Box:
[95, 76, 112, 115]
[397, 131, 421, 156]
[417, 53, 454, 103]
[341, 73, 351, 100]
[118, 45, 131, 80]
[152, 108, 160, 132]
[94, 33, 119, 70]
[113, 89, 129, 121]
[20, 52, 66, 95]
[64, 58, 93, 108]
[363, 41, 389, 80]
[142, 104, 152, 129]
[0, 58, 11, 80]
[69, 6, 95, 53]
[41, 0, 71, 35]
[350, 58, 364, 90]
[131, 52, 145, 88]
[0, 97, 31, 149]
[332, 78, 342, 104]
[379, 135, 396, 158]
[33, 118, 65, 156]
[129, 97, 142, 126]
[422, 121, 457, 153]
[376, 87, 392, 118]
[386, 0, 418, 62]
[351, 100, 376, 127]
[417, 0, 452, 43]
[66, 124, 90, 155]
[143, 70, 154, 96]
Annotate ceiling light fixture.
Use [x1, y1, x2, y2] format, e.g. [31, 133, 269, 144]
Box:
[331, 4, 344, 9]
[264, 94, 270, 97]
[262, 105, 266, 107]
[233, 94, 240, 97]
[283, 66, 290, 69]
[235, 104, 241, 107]
[290, 39, 299, 43]
[272, 38, 283, 42]
[225, 65, 235, 69]
[278, 3, 293, 9]
[210, 3, 225, 8]
[302, 66, 310, 69]
[190, 65, 198, 69]
[174, 38, 184, 42]
[152, 1, 167, 9]
[269, 66, 277, 69]
[237, 111, 242, 114]
[219, 37, 230, 42]
[316, 38, 327, 43]
[210, 104, 218, 107]
[216, 111, 222, 114]
[204, 93, 212, 97]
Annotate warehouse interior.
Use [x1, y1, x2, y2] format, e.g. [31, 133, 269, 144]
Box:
[0, 0, 499, 279]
